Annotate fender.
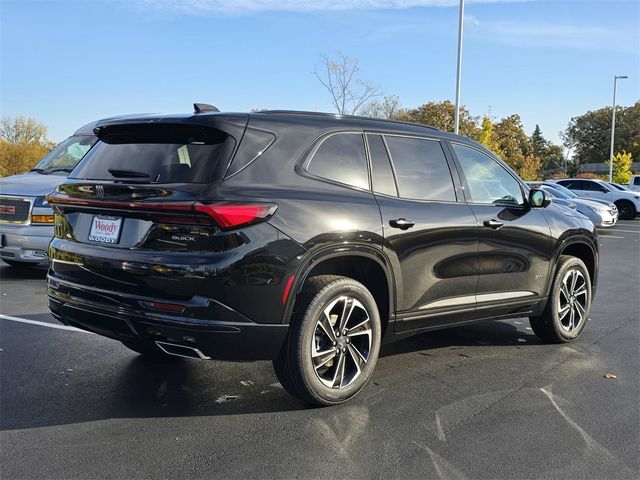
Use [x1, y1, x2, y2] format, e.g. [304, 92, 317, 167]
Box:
[544, 234, 599, 299]
[280, 243, 398, 325]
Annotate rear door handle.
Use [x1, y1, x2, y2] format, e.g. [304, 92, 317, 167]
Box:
[483, 219, 504, 230]
[389, 218, 415, 230]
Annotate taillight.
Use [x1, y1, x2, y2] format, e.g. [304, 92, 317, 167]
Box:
[194, 203, 277, 229]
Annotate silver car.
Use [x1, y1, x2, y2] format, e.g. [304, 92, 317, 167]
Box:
[0, 122, 97, 267]
[529, 182, 618, 228]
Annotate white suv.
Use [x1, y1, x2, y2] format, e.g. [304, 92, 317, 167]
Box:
[549, 178, 640, 220]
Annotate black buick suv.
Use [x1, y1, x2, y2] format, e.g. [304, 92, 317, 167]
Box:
[47, 106, 598, 405]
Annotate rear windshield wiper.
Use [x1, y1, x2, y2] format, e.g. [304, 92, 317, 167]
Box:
[108, 168, 153, 178]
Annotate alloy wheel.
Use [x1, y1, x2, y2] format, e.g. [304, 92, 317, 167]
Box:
[311, 295, 372, 389]
[557, 268, 588, 333]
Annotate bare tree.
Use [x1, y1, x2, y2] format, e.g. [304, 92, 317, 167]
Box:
[360, 95, 402, 120]
[314, 52, 382, 115]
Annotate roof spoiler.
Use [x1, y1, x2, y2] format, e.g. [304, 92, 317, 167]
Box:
[193, 103, 220, 114]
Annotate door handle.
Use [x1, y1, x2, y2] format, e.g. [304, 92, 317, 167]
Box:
[483, 219, 504, 230]
[389, 218, 415, 230]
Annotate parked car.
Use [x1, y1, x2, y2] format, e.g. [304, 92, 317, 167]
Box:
[47, 106, 599, 405]
[548, 178, 640, 220]
[528, 182, 618, 228]
[0, 122, 97, 267]
[629, 175, 640, 192]
[607, 182, 631, 192]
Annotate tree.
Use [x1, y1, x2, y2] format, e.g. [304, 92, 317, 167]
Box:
[361, 95, 401, 120]
[493, 114, 531, 161]
[530, 124, 548, 158]
[314, 52, 381, 115]
[396, 100, 480, 138]
[563, 101, 640, 165]
[477, 116, 501, 155]
[509, 153, 542, 181]
[0, 116, 54, 177]
[1, 116, 48, 144]
[607, 150, 633, 184]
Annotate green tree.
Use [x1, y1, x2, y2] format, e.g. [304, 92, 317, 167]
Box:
[607, 150, 633, 184]
[396, 100, 480, 138]
[493, 114, 531, 167]
[563, 101, 640, 165]
[530, 124, 548, 158]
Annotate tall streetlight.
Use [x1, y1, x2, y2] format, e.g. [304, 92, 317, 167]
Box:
[608, 75, 628, 182]
[454, 0, 464, 135]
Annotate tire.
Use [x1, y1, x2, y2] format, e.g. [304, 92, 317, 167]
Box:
[615, 200, 636, 220]
[121, 340, 179, 361]
[529, 255, 592, 343]
[273, 275, 382, 406]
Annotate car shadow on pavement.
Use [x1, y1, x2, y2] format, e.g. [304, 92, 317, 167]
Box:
[1, 319, 539, 430]
[0, 263, 47, 280]
[380, 319, 540, 358]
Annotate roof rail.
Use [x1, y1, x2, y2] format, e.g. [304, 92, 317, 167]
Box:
[257, 110, 440, 132]
[193, 103, 220, 113]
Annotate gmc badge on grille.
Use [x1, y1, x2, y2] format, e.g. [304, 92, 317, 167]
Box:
[0, 205, 16, 215]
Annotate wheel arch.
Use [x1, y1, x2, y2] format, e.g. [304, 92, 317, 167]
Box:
[282, 246, 397, 335]
[554, 238, 599, 293]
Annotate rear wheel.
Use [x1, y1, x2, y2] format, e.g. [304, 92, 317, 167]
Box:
[273, 275, 381, 406]
[530, 256, 592, 343]
[615, 200, 636, 220]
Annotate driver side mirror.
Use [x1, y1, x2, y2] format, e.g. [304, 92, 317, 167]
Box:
[529, 189, 549, 208]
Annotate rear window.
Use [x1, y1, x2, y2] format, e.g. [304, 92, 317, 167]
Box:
[71, 125, 236, 183]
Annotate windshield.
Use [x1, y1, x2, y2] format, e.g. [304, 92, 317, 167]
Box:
[609, 182, 629, 191]
[549, 182, 579, 198]
[541, 185, 571, 199]
[33, 134, 97, 174]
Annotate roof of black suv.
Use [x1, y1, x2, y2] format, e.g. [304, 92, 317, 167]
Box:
[90, 109, 464, 141]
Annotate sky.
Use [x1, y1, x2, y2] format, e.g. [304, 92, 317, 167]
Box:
[1, 0, 638, 145]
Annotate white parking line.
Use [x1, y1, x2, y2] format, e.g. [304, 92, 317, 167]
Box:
[599, 236, 625, 239]
[0, 314, 91, 333]
[608, 229, 640, 234]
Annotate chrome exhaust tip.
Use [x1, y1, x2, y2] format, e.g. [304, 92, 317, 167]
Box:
[155, 341, 211, 360]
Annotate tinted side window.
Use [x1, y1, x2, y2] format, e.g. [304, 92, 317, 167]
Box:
[384, 136, 456, 201]
[307, 133, 369, 190]
[366, 134, 397, 196]
[452, 144, 525, 206]
[634, 177, 640, 186]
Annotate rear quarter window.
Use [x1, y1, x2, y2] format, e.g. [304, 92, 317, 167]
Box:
[71, 125, 236, 184]
[305, 132, 369, 190]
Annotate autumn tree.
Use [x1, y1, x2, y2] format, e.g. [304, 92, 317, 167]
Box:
[0, 116, 54, 177]
[396, 100, 480, 138]
[477, 116, 501, 155]
[314, 52, 381, 115]
[607, 150, 633, 184]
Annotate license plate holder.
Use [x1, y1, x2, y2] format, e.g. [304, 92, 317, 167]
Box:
[88, 216, 123, 244]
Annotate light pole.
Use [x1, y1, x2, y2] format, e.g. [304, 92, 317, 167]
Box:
[454, 0, 464, 135]
[608, 75, 628, 182]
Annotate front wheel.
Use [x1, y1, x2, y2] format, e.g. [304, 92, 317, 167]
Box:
[273, 275, 382, 406]
[529, 256, 592, 343]
[615, 200, 636, 220]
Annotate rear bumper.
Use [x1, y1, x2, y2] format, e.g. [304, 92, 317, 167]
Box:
[0, 224, 52, 263]
[48, 276, 289, 360]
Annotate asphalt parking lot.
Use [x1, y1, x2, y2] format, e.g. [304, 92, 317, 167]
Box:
[1, 221, 638, 480]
